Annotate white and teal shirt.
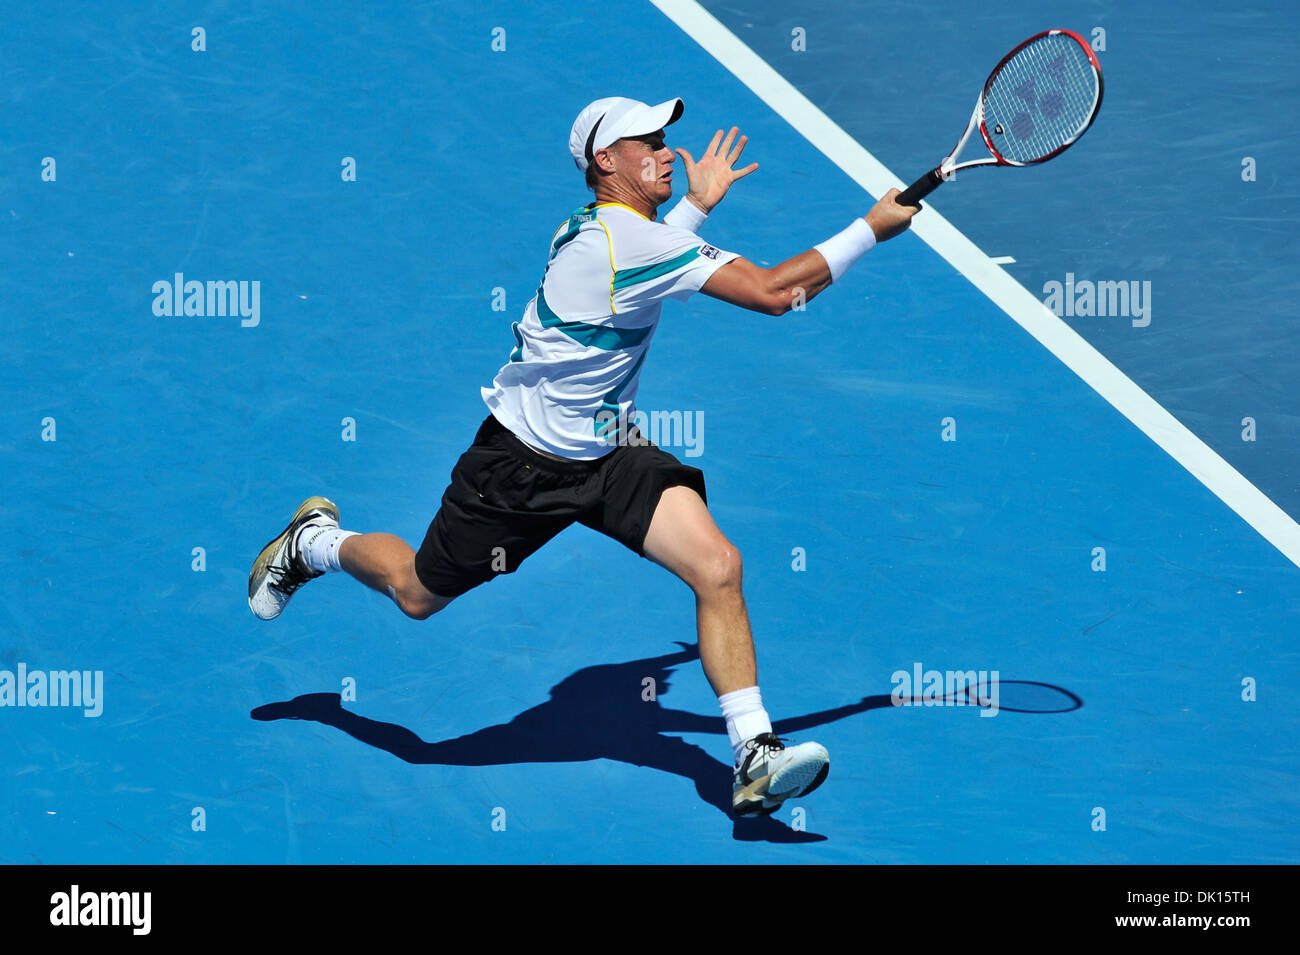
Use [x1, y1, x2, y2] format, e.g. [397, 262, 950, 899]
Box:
[482, 199, 739, 459]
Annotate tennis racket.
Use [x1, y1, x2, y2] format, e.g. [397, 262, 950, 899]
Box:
[896, 29, 1104, 207]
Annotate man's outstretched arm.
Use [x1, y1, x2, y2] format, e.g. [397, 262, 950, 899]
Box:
[700, 188, 918, 316]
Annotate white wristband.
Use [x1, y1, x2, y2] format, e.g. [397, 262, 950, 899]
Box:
[813, 218, 876, 283]
[661, 196, 709, 233]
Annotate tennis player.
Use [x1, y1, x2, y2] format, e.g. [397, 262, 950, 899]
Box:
[249, 96, 917, 816]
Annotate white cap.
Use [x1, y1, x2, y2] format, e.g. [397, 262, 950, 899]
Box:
[569, 96, 685, 171]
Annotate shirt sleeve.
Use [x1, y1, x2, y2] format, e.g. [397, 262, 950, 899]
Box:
[611, 222, 739, 310]
[660, 197, 709, 234]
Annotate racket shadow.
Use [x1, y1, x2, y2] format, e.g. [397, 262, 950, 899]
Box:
[250, 643, 1080, 845]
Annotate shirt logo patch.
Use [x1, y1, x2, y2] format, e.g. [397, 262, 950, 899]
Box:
[698, 244, 721, 259]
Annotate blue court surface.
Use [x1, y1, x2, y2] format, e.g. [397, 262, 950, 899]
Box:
[4, 0, 1298, 863]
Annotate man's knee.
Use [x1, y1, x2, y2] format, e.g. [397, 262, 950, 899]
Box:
[398, 592, 436, 620]
[392, 565, 453, 620]
[397, 588, 451, 620]
[691, 539, 743, 595]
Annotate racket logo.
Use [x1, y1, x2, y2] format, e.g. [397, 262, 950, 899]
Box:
[992, 58, 1071, 146]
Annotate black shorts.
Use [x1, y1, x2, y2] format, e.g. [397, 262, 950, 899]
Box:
[414, 414, 707, 598]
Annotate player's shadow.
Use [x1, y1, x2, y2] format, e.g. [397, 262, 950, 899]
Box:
[252, 641, 902, 843]
[252, 643, 1082, 843]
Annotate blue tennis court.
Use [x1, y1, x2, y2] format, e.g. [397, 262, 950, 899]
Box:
[3, 0, 1297, 864]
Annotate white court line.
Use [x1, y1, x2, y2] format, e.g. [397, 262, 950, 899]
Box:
[651, 0, 1300, 571]
[989, 255, 1017, 265]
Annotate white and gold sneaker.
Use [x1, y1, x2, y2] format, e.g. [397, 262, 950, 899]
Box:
[732, 733, 829, 816]
[248, 496, 339, 620]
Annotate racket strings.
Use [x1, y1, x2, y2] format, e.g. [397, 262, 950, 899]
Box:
[982, 33, 1099, 164]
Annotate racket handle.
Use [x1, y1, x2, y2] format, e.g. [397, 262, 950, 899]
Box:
[896, 168, 946, 207]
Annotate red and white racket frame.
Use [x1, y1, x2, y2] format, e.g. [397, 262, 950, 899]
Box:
[896, 29, 1104, 207]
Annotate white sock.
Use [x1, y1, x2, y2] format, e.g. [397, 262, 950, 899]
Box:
[718, 686, 773, 765]
[297, 526, 359, 574]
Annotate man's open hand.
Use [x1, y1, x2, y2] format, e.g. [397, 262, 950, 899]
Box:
[675, 127, 759, 215]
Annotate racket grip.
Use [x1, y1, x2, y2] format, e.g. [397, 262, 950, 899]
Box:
[896, 168, 946, 207]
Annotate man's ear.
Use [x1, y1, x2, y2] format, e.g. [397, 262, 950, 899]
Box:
[595, 145, 617, 174]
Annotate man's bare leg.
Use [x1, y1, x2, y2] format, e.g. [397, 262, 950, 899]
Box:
[642, 484, 828, 812]
[642, 485, 755, 695]
[338, 533, 452, 620]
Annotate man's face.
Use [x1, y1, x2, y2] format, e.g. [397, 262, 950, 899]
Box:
[599, 129, 675, 206]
